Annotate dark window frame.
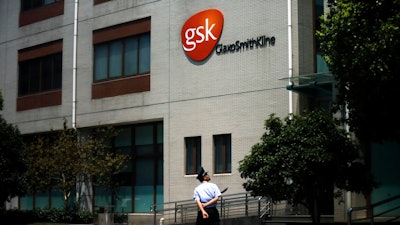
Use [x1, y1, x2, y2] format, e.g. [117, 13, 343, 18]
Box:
[92, 122, 163, 212]
[20, 0, 62, 12]
[93, 32, 150, 82]
[91, 18, 151, 99]
[94, 0, 111, 5]
[19, 0, 64, 26]
[18, 53, 62, 96]
[17, 40, 63, 111]
[185, 136, 202, 175]
[213, 134, 232, 174]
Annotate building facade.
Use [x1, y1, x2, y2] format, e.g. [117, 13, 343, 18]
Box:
[1, 0, 374, 222]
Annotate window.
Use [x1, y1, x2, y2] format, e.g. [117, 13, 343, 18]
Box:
[21, 0, 61, 11]
[92, 18, 151, 99]
[94, 122, 163, 213]
[94, 33, 150, 82]
[19, 0, 64, 26]
[19, 53, 62, 96]
[19, 122, 163, 213]
[185, 136, 201, 175]
[214, 134, 231, 174]
[315, 0, 329, 72]
[17, 40, 63, 111]
[94, 0, 112, 5]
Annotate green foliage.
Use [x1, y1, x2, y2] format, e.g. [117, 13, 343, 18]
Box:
[114, 213, 128, 223]
[0, 208, 95, 224]
[317, 0, 400, 143]
[24, 120, 130, 210]
[0, 114, 27, 207]
[239, 109, 375, 223]
[24, 137, 55, 197]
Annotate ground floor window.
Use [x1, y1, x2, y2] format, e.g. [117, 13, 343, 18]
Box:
[19, 189, 65, 210]
[94, 122, 163, 213]
[19, 121, 163, 213]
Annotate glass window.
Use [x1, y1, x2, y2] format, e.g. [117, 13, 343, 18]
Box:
[135, 125, 153, 145]
[94, 44, 108, 81]
[19, 122, 163, 212]
[18, 53, 62, 96]
[93, 32, 150, 82]
[95, 122, 163, 213]
[115, 127, 131, 147]
[185, 136, 201, 175]
[44, 0, 57, 4]
[124, 37, 138, 76]
[94, 187, 112, 209]
[214, 134, 232, 174]
[19, 195, 33, 210]
[315, 0, 329, 73]
[50, 188, 65, 209]
[21, 0, 60, 11]
[53, 53, 62, 88]
[41, 56, 53, 90]
[29, 60, 40, 93]
[115, 186, 132, 212]
[35, 191, 49, 209]
[139, 33, 150, 74]
[109, 41, 122, 78]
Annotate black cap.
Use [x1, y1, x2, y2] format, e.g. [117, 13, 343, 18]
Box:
[196, 167, 208, 181]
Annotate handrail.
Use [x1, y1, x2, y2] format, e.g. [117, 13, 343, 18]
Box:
[150, 192, 269, 225]
[347, 194, 400, 225]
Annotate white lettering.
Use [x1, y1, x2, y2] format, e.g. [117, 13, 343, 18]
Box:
[204, 18, 216, 41]
[195, 25, 205, 43]
[184, 28, 197, 51]
[183, 18, 217, 52]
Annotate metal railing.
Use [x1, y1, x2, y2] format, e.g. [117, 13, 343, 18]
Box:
[150, 192, 270, 225]
[347, 195, 400, 225]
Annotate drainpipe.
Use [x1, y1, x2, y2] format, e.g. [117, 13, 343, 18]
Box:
[345, 104, 352, 215]
[72, 0, 79, 129]
[72, 0, 80, 208]
[287, 0, 293, 114]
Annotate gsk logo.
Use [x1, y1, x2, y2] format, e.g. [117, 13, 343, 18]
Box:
[181, 9, 224, 61]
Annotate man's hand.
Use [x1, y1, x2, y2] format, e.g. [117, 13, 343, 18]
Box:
[202, 210, 209, 219]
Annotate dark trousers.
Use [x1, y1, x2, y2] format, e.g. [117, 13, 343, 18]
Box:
[196, 207, 220, 225]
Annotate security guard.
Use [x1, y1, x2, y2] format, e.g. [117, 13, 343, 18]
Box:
[193, 167, 222, 225]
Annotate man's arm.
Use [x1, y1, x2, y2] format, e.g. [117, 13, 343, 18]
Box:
[202, 195, 220, 208]
[196, 199, 209, 218]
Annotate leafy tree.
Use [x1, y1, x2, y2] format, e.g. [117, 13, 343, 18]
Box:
[317, 0, 400, 143]
[24, 137, 55, 206]
[24, 121, 130, 210]
[0, 90, 27, 209]
[238, 109, 374, 224]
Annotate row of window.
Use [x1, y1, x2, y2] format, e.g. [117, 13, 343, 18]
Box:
[19, 0, 112, 26]
[19, 123, 232, 213]
[185, 134, 232, 175]
[20, 0, 109, 12]
[17, 18, 151, 111]
[18, 32, 150, 96]
[20, 122, 163, 212]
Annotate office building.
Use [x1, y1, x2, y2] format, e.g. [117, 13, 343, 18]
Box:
[4, 1, 396, 223]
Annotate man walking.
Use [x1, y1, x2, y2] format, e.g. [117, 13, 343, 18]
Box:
[193, 167, 222, 225]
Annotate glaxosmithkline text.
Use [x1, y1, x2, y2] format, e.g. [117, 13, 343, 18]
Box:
[215, 35, 275, 55]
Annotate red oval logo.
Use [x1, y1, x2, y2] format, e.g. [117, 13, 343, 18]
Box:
[181, 9, 224, 61]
